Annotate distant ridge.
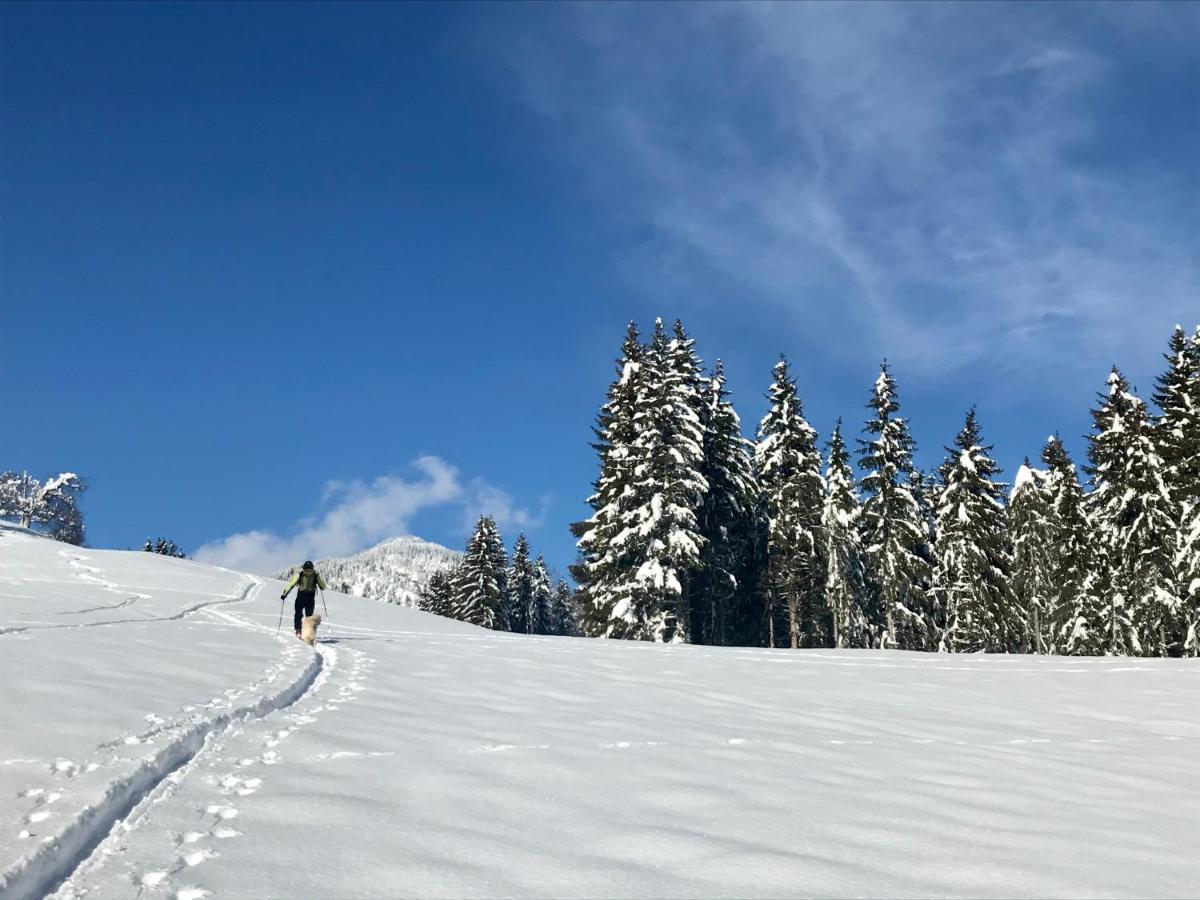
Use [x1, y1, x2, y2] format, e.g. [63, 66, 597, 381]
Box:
[275, 535, 459, 607]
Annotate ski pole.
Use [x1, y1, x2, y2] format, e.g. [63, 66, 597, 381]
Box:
[276, 595, 285, 635]
[320, 587, 329, 619]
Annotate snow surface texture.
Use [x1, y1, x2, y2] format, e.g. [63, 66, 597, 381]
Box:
[2, 527, 1199, 898]
[274, 535, 459, 608]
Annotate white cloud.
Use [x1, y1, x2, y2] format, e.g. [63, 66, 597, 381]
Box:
[487, 3, 1199, 384]
[194, 456, 543, 575]
[459, 478, 551, 534]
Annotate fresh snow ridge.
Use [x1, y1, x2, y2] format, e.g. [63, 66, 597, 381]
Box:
[3, 526, 1199, 898]
[274, 534, 459, 608]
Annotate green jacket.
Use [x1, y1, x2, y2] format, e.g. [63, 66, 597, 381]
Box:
[282, 568, 326, 596]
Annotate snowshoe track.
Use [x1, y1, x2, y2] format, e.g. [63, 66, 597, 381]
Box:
[0, 585, 328, 900]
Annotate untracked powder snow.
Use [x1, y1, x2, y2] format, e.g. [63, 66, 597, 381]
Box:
[1, 528, 1198, 898]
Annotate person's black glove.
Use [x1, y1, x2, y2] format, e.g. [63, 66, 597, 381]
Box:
[280, 593, 286, 600]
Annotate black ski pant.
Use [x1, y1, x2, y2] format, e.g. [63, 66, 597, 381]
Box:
[294, 591, 315, 633]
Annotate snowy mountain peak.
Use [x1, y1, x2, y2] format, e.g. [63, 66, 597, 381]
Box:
[274, 534, 459, 607]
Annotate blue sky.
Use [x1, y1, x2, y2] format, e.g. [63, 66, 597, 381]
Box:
[3, 2, 1197, 577]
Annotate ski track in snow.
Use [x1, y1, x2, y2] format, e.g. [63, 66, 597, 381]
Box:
[49, 622, 377, 900]
[0, 554, 371, 900]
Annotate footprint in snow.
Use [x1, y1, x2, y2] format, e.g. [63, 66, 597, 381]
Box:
[140, 871, 168, 887]
[180, 848, 214, 867]
[181, 831, 207, 844]
[27, 810, 53, 823]
[176, 887, 209, 900]
[205, 804, 239, 820]
[52, 758, 78, 777]
[212, 826, 240, 839]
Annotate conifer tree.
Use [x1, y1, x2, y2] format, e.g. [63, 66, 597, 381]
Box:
[529, 555, 554, 635]
[755, 357, 827, 648]
[1008, 459, 1054, 653]
[1087, 369, 1177, 655]
[589, 320, 708, 641]
[507, 534, 536, 635]
[857, 363, 932, 649]
[1178, 503, 1200, 656]
[573, 323, 645, 637]
[1152, 325, 1200, 512]
[932, 410, 1012, 652]
[547, 579, 577, 636]
[419, 569, 458, 618]
[822, 421, 869, 648]
[1042, 437, 1105, 654]
[1182, 326, 1200, 655]
[484, 518, 510, 630]
[1152, 324, 1200, 653]
[694, 359, 760, 645]
[908, 468, 939, 635]
[455, 516, 506, 630]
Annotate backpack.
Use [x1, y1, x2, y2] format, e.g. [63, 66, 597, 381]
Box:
[298, 569, 318, 592]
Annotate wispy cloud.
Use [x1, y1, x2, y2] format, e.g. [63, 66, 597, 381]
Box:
[487, 2, 1199, 383]
[194, 456, 543, 575]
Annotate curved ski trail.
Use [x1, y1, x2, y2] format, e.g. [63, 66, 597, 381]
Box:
[45, 607, 371, 900]
[0, 581, 338, 900]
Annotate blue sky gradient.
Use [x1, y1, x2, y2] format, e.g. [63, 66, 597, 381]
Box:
[3, 2, 1197, 575]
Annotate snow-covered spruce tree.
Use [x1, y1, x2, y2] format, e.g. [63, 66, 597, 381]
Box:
[571, 322, 645, 638]
[1008, 459, 1054, 653]
[608, 319, 708, 642]
[822, 420, 870, 648]
[694, 359, 760, 646]
[483, 518, 510, 631]
[419, 568, 458, 618]
[1152, 324, 1200, 652]
[1152, 325, 1200, 513]
[507, 534, 536, 635]
[454, 516, 506, 630]
[1181, 325, 1200, 656]
[932, 410, 1013, 653]
[551, 579, 580, 637]
[1041, 437, 1106, 655]
[908, 468, 939, 634]
[1178, 503, 1200, 656]
[529, 555, 554, 635]
[857, 364, 932, 650]
[755, 356, 827, 648]
[1086, 369, 1178, 656]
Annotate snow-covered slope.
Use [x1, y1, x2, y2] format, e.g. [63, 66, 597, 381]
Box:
[3, 527, 1199, 899]
[274, 535, 459, 607]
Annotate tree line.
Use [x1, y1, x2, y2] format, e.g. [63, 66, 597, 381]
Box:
[419, 516, 580, 637]
[570, 319, 1200, 657]
[144, 537, 187, 558]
